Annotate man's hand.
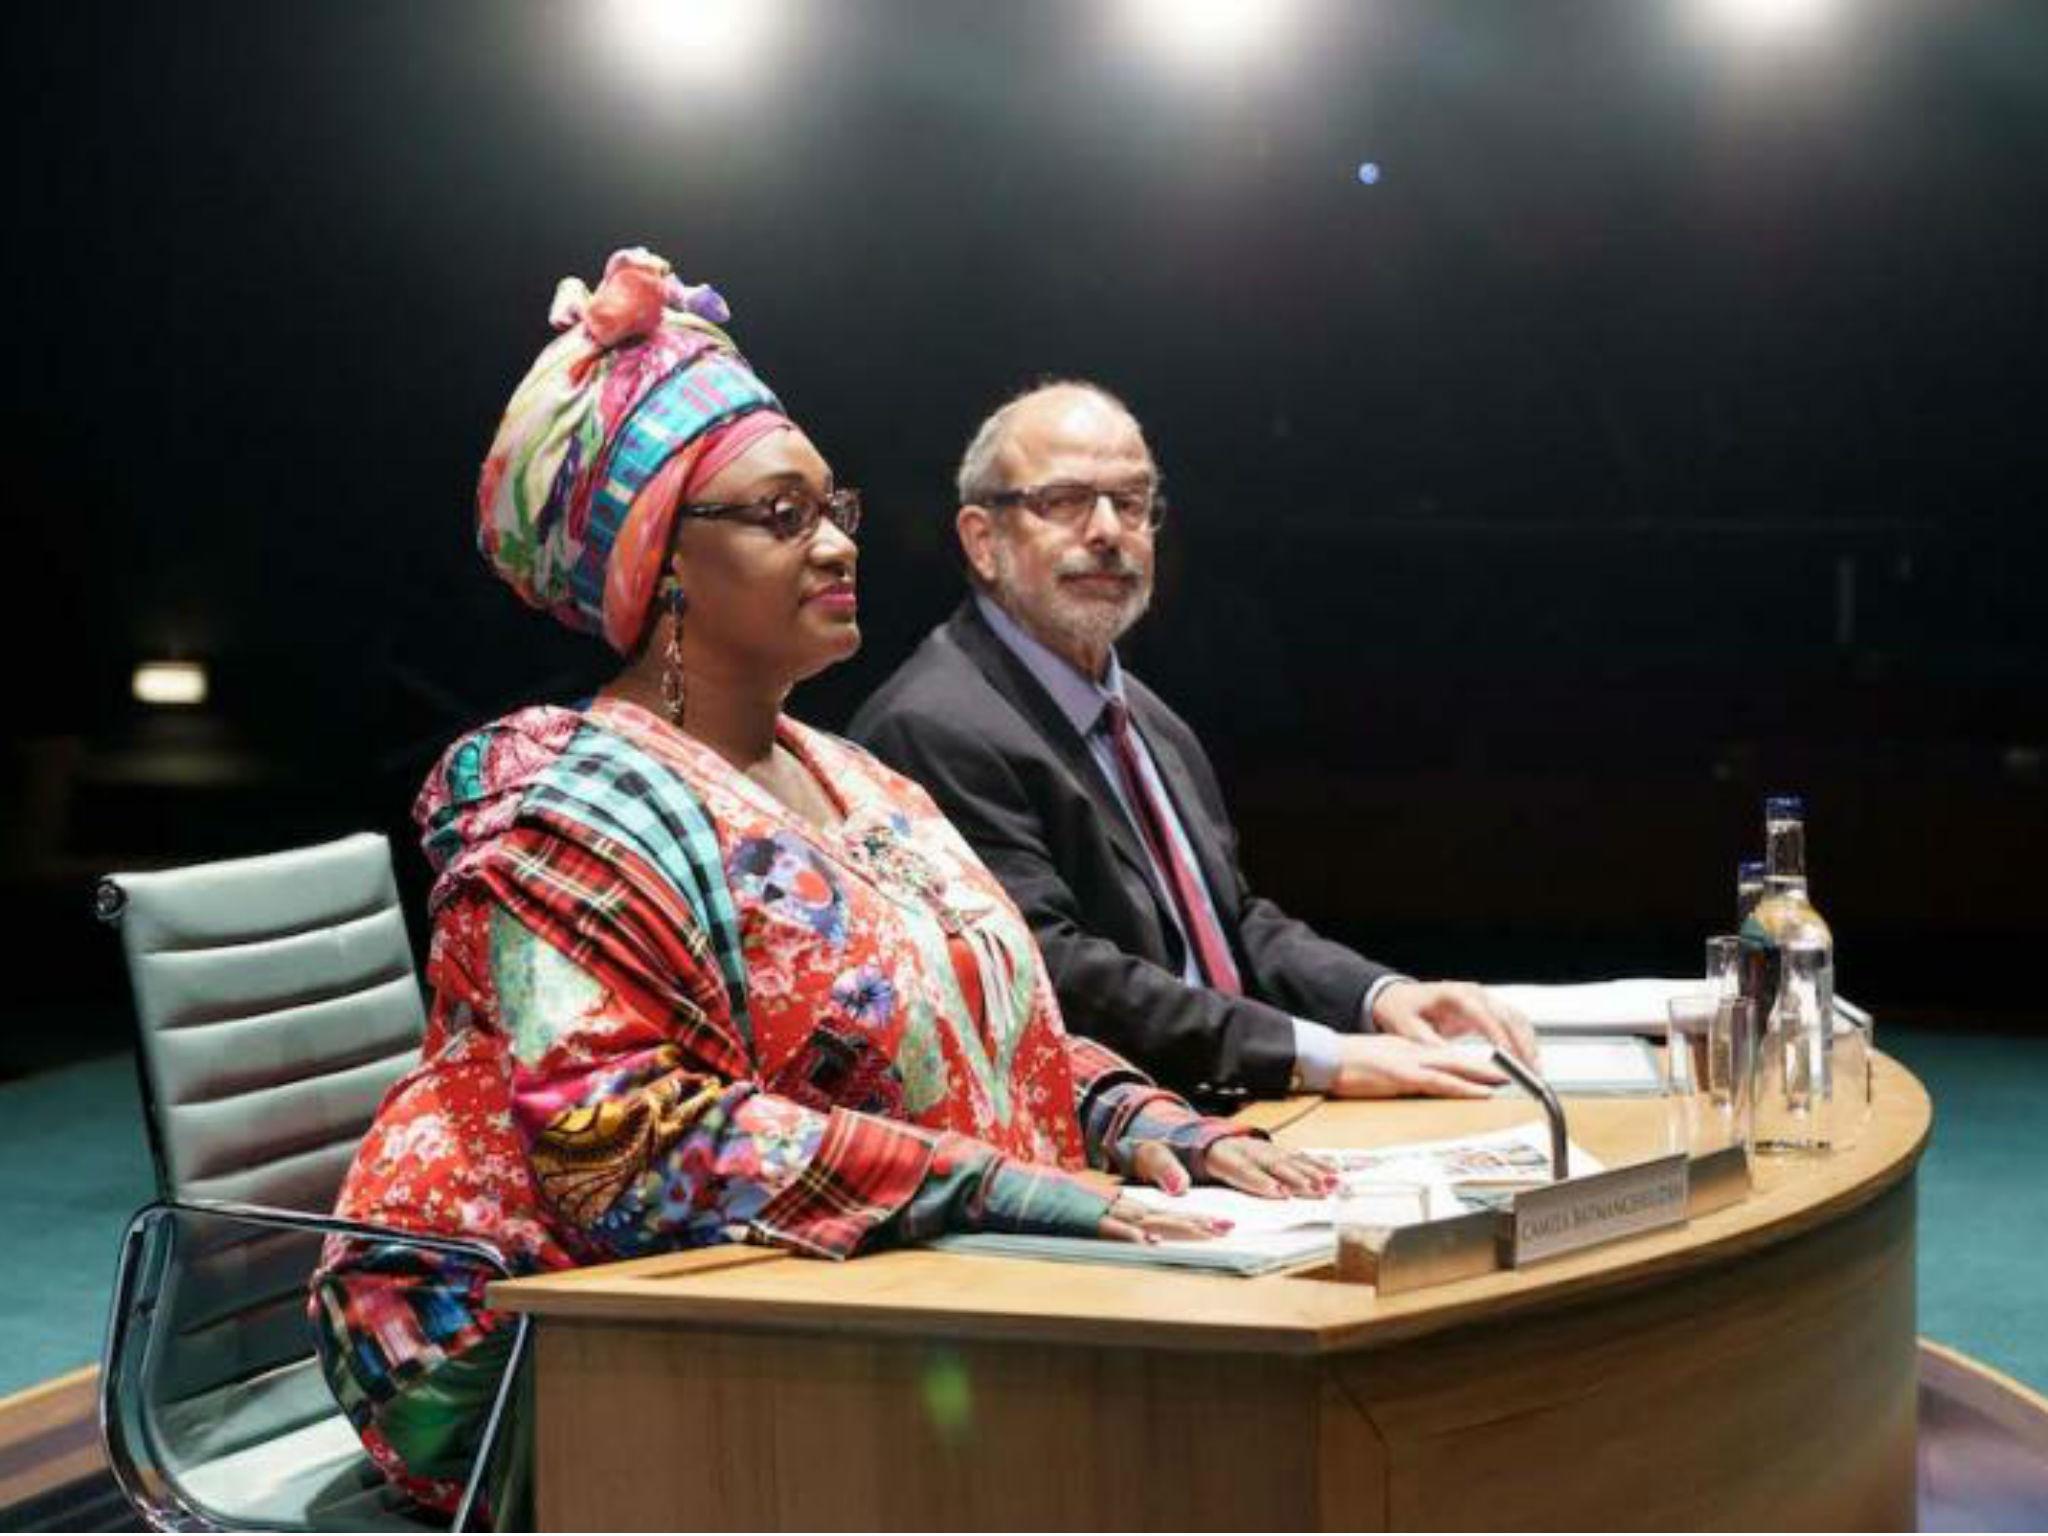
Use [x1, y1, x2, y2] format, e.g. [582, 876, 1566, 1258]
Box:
[1370, 980, 1538, 1066]
[1330, 1033, 1510, 1099]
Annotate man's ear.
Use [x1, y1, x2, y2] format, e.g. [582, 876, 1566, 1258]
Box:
[956, 504, 1000, 586]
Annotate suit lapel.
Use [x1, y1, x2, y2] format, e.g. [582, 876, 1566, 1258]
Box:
[944, 602, 1165, 897]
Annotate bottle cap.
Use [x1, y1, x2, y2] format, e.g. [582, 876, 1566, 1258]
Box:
[1764, 794, 1805, 821]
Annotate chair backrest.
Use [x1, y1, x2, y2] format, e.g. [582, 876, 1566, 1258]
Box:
[102, 831, 425, 1210]
[100, 832, 427, 1407]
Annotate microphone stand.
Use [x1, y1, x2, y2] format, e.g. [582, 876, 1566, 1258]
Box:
[1492, 1047, 1569, 1182]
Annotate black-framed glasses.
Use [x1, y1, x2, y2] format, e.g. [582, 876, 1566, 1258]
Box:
[677, 487, 863, 542]
[984, 480, 1166, 532]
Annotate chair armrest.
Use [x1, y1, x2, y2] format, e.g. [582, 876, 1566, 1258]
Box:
[166, 1197, 520, 1279]
[101, 1200, 530, 1533]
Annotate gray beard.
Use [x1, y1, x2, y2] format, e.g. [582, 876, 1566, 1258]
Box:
[990, 544, 1152, 667]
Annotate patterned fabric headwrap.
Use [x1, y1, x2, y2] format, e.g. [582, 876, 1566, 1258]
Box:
[477, 247, 794, 653]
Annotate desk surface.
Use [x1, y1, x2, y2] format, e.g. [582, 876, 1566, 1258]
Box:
[491, 1055, 1928, 1356]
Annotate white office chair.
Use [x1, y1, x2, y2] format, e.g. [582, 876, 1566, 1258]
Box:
[97, 833, 528, 1532]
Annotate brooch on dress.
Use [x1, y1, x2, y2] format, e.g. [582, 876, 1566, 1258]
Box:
[845, 817, 979, 935]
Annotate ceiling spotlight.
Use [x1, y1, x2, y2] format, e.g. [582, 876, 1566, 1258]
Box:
[1694, 0, 1841, 46]
[598, 0, 785, 87]
[1121, 0, 1299, 70]
[133, 660, 209, 708]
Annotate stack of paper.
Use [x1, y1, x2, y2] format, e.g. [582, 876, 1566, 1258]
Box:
[1310, 1122, 1603, 1188]
[1486, 978, 1702, 1035]
[1489, 977, 1872, 1036]
[929, 1200, 1333, 1276]
[1448, 1035, 1665, 1095]
[925, 1125, 1604, 1277]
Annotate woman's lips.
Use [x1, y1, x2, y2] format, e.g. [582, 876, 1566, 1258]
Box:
[808, 585, 858, 616]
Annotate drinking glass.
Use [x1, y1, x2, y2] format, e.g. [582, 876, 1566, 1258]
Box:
[1666, 993, 1753, 1155]
[1753, 945, 1832, 1157]
[1828, 1010, 1874, 1153]
[1705, 935, 1742, 998]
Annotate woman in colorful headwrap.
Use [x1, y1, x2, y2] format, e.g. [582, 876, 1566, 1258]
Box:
[310, 248, 1331, 1520]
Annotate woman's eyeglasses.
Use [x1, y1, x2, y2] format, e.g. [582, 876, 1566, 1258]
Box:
[983, 480, 1165, 532]
[677, 488, 863, 542]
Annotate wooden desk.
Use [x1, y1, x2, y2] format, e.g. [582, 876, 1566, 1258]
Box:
[492, 1055, 1930, 1530]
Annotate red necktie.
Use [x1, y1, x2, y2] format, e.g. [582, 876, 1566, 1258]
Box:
[1101, 698, 1242, 995]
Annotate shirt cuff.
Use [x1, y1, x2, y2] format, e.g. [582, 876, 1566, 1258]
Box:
[1360, 973, 1414, 1033]
[1289, 1017, 1343, 1092]
[976, 1157, 1117, 1238]
[751, 1107, 936, 1258]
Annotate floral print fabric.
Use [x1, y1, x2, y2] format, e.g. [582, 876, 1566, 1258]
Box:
[311, 698, 1242, 1512]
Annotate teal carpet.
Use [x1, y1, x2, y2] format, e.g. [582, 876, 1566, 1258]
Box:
[1885, 1025, 2048, 1391]
[0, 1054, 153, 1395]
[0, 1027, 2041, 1399]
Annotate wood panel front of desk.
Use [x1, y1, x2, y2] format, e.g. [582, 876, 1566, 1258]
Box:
[496, 1057, 1928, 1531]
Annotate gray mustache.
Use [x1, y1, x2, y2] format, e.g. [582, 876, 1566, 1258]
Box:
[1057, 553, 1144, 580]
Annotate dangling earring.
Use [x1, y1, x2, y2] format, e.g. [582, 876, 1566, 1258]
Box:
[660, 587, 689, 727]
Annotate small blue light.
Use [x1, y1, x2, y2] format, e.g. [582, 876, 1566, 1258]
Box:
[1356, 161, 1382, 186]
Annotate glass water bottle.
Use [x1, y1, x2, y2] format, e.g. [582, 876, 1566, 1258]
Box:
[1741, 797, 1840, 1155]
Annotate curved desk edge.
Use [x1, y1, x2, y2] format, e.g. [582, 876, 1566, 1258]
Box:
[489, 1055, 1931, 1362]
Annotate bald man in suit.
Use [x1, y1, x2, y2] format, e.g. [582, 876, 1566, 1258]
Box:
[852, 382, 1533, 1103]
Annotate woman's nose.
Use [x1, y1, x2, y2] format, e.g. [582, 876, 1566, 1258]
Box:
[812, 515, 858, 566]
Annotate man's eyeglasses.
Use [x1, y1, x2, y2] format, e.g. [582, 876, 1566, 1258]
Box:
[677, 488, 863, 542]
[984, 481, 1166, 533]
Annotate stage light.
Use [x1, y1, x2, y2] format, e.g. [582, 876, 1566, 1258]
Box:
[598, 0, 785, 87]
[1120, 0, 1299, 70]
[1693, 0, 1841, 46]
[1357, 161, 1382, 186]
[133, 660, 208, 708]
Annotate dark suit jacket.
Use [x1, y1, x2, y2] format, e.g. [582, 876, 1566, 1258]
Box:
[850, 599, 1389, 1101]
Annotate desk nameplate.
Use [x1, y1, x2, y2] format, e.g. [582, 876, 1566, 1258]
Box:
[1686, 1143, 1751, 1218]
[1509, 1153, 1689, 1266]
[1375, 1208, 1500, 1295]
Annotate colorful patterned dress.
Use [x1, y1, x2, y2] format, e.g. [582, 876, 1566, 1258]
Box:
[311, 697, 1240, 1514]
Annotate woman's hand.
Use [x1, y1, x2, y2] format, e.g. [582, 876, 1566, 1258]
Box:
[1201, 1135, 1337, 1198]
[1126, 1137, 1336, 1201]
[1095, 1195, 1232, 1244]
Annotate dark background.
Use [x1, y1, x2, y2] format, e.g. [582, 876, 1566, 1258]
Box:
[5, 0, 2043, 1076]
